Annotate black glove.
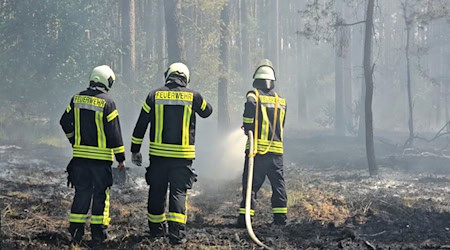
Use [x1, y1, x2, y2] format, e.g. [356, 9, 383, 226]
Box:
[66, 159, 74, 188]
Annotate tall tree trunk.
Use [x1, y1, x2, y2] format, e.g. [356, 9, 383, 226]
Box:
[240, 0, 250, 92]
[156, 0, 165, 79]
[363, 0, 377, 176]
[164, 0, 184, 63]
[344, 6, 353, 134]
[335, 0, 345, 136]
[122, 0, 136, 85]
[218, 2, 231, 130]
[274, 0, 280, 74]
[403, 2, 414, 147]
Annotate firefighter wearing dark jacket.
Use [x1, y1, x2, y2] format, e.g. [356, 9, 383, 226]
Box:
[60, 65, 125, 245]
[238, 59, 288, 227]
[130, 62, 212, 245]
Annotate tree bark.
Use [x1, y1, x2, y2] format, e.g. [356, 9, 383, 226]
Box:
[121, 0, 136, 84]
[164, 0, 184, 63]
[335, 0, 345, 136]
[363, 0, 378, 176]
[403, 2, 415, 147]
[240, 0, 250, 91]
[218, 2, 231, 130]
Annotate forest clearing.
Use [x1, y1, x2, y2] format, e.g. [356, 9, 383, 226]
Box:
[2, 131, 450, 249]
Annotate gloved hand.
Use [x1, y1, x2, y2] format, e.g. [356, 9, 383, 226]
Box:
[117, 161, 126, 170]
[132, 152, 142, 166]
[66, 159, 74, 188]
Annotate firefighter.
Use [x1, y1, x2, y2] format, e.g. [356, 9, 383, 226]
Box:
[238, 59, 288, 227]
[60, 65, 125, 245]
[130, 62, 212, 244]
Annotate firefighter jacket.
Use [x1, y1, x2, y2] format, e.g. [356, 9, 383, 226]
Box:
[242, 88, 286, 155]
[60, 88, 125, 162]
[131, 81, 213, 159]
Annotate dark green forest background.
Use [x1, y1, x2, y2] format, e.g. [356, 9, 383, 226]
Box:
[0, 0, 449, 150]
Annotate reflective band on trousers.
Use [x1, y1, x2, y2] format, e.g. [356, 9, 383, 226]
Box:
[69, 213, 87, 223]
[90, 215, 105, 225]
[147, 213, 167, 223]
[239, 208, 255, 216]
[167, 212, 187, 224]
[272, 207, 287, 214]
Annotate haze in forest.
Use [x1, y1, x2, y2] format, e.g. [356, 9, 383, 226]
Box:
[0, 0, 449, 177]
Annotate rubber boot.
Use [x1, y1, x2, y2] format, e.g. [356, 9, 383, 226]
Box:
[273, 214, 287, 226]
[91, 224, 108, 244]
[69, 223, 85, 245]
[149, 221, 167, 238]
[168, 222, 186, 245]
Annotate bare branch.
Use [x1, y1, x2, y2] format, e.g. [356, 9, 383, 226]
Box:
[333, 20, 366, 27]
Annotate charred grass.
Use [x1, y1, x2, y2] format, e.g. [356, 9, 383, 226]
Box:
[2, 133, 450, 249]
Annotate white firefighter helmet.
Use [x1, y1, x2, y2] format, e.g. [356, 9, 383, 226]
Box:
[89, 65, 116, 90]
[165, 62, 190, 83]
[253, 59, 276, 81]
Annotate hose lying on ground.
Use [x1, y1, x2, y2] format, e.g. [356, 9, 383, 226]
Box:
[245, 130, 272, 250]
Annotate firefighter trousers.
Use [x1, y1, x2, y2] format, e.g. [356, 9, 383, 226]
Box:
[145, 157, 196, 243]
[68, 158, 113, 243]
[239, 154, 287, 225]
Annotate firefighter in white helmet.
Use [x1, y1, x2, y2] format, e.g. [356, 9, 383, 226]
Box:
[238, 59, 288, 227]
[130, 62, 212, 244]
[60, 65, 125, 245]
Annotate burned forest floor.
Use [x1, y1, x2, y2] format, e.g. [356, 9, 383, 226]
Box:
[1, 130, 450, 249]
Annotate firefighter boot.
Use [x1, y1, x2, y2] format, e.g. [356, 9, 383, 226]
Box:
[168, 221, 187, 245]
[91, 224, 108, 244]
[236, 214, 246, 228]
[273, 213, 287, 226]
[69, 223, 85, 245]
[149, 221, 167, 238]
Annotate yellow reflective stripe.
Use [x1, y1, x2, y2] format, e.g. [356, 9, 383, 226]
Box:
[200, 99, 207, 111]
[103, 188, 111, 225]
[142, 101, 151, 113]
[74, 108, 81, 145]
[246, 93, 257, 101]
[106, 109, 119, 122]
[167, 212, 187, 224]
[149, 143, 195, 151]
[155, 104, 164, 143]
[279, 108, 285, 141]
[113, 146, 125, 154]
[90, 215, 104, 225]
[182, 105, 192, 146]
[239, 208, 255, 216]
[69, 213, 87, 223]
[131, 136, 143, 144]
[260, 106, 270, 140]
[147, 213, 167, 223]
[66, 104, 72, 113]
[243, 116, 254, 124]
[272, 207, 287, 214]
[66, 131, 74, 139]
[245, 140, 284, 154]
[73, 145, 114, 161]
[149, 148, 196, 158]
[95, 112, 106, 148]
